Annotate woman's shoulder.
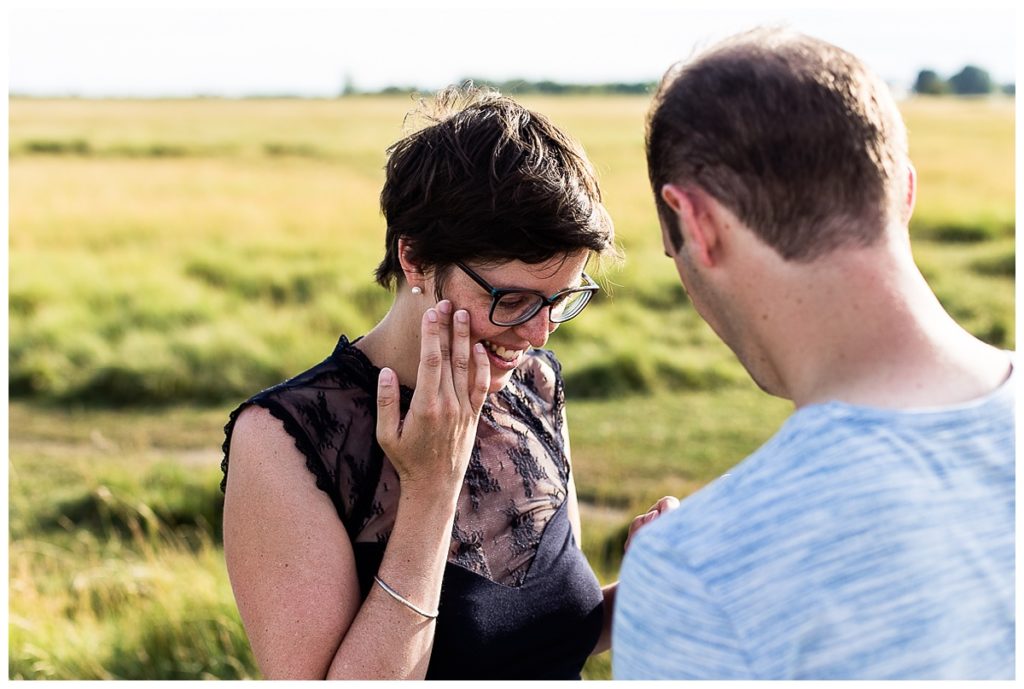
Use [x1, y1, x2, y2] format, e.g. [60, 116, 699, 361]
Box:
[519, 347, 562, 380]
[221, 335, 381, 492]
[522, 347, 562, 374]
[221, 336, 391, 534]
[512, 348, 564, 409]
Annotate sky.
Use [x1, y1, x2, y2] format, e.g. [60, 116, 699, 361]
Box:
[7, 2, 1019, 97]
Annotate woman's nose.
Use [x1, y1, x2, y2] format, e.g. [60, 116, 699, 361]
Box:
[514, 307, 558, 349]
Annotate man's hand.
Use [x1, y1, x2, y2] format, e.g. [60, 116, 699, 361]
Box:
[624, 496, 680, 552]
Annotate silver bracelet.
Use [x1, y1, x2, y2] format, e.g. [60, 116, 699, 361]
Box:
[373, 575, 439, 619]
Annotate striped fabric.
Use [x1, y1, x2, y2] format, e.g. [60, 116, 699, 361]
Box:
[612, 365, 1016, 679]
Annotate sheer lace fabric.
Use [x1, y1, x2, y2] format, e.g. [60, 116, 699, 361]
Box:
[221, 335, 573, 588]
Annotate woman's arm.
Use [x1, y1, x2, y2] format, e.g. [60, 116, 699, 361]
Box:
[225, 407, 463, 678]
[567, 473, 679, 657]
[223, 303, 490, 679]
[566, 476, 615, 656]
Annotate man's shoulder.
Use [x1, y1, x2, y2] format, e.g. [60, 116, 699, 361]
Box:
[626, 411, 829, 562]
[633, 391, 1015, 567]
[652, 406, 853, 522]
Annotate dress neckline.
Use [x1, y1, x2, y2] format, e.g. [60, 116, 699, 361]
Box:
[331, 335, 415, 405]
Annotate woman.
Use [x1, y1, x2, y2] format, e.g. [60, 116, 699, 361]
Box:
[220, 86, 676, 680]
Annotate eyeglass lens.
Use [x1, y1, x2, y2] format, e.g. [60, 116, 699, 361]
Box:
[492, 289, 590, 326]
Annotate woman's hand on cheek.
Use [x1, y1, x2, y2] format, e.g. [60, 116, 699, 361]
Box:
[375, 300, 491, 496]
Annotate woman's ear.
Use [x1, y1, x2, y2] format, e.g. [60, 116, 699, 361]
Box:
[396, 237, 425, 290]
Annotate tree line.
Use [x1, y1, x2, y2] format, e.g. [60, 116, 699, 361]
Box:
[342, 76, 655, 97]
[913, 65, 1014, 96]
[343, 67, 1014, 97]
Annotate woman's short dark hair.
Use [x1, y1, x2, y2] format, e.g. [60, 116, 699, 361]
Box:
[647, 28, 909, 261]
[375, 85, 615, 292]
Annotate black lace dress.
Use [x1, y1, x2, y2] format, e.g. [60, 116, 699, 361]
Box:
[220, 335, 604, 680]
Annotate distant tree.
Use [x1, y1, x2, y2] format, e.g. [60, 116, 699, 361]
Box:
[454, 77, 655, 96]
[341, 72, 358, 97]
[1002, 83, 1015, 96]
[913, 69, 948, 95]
[607, 82, 652, 95]
[949, 65, 993, 95]
[535, 80, 568, 94]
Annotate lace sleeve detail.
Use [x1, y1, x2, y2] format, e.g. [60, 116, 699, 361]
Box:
[538, 349, 567, 443]
[221, 393, 349, 529]
[513, 349, 570, 487]
[544, 350, 570, 481]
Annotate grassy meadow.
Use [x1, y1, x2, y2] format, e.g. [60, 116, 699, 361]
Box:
[8, 95, 1015, 679]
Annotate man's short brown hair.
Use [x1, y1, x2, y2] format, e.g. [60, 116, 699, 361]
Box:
[375, 85, 614, 293]
[647, 28, 909, 260]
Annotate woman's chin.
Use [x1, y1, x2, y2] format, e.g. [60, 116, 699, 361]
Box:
[487, 369, 515, 394]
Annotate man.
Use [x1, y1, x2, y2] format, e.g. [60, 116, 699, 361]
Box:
[612, 28, 1014, 680]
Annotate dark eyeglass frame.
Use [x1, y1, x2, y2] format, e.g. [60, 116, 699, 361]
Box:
[455, 262, 600, 327]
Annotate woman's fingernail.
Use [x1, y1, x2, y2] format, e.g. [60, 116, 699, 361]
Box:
[427, 309, 438, 323]
[438, 300, 452, 314]
[380, 368, 394, 386]
[474, 343, 485, 353]
[455, 310, 468, 323]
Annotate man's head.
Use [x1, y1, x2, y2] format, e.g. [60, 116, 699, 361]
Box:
[647, 27, 911, 262]
[647, 28, 917, 398]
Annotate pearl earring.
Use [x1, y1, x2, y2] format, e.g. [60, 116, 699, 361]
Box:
[411, 286, 423, 295]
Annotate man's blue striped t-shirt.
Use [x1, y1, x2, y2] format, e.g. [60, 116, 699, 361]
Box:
[612, 366, 1015, 679]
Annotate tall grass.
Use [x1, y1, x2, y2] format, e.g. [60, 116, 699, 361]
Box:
[9, 439, 256, 679]
[9, 96, 1014, 407]
[10, 532, 254, 680]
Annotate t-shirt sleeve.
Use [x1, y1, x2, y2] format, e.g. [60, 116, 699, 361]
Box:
[612, 524, 754, 679]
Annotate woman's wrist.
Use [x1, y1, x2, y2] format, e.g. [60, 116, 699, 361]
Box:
[398, 475, 463, 507]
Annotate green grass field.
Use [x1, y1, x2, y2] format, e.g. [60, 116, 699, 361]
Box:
[8, 95, 1014, 679]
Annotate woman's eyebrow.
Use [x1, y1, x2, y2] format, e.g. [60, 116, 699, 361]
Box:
[552, 273, 586, 293]
[490, 268, 585, 292]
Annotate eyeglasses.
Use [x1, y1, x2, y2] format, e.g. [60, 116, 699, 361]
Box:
[456, 262, 600, 327]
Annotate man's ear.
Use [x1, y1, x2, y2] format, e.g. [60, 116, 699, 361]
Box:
[396, 237, 426, 289]
[901, 161, 917, 224]
[660, 184, 720, 268]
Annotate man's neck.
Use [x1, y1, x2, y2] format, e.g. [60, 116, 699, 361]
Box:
[748, 241, 1010, 410]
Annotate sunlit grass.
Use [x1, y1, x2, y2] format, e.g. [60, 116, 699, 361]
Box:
[10, 533, 255, 680]
[10, 96, 1013, 405]
[8, 434, 255, 679]
[902, 97, 1015, 234]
